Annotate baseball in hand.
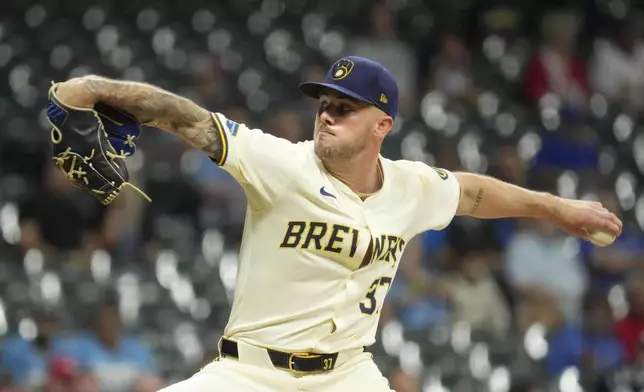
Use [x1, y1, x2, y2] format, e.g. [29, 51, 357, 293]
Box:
[584, 229, 616, 247]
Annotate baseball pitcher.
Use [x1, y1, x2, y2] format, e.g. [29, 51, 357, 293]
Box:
[47, 56, 622, 391]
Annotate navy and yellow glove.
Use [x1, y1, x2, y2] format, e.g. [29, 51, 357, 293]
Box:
[94, 102, 141, 157]
[47, 83, 150, 205]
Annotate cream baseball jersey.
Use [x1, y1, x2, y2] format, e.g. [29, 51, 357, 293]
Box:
[209, 112, 461, 354]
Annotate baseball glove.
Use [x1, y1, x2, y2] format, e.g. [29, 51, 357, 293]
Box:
[46, 82, 150, 205]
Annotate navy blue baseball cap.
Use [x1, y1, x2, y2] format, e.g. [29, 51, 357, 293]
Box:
[299, 56, 399, 119]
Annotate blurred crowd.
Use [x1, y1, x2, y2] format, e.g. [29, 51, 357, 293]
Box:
[1, 298, 162, 392]
[3, 0, 644, 391]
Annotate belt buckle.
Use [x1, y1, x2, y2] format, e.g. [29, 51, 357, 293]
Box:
[287, 353, 323, 373]
[288, 353, 298, 372]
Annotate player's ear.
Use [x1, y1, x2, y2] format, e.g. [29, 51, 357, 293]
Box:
[374, 116, 393, 139]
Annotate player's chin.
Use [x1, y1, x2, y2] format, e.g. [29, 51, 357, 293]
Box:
[314, 133, 330, 147]
[314, 140, 337, 160]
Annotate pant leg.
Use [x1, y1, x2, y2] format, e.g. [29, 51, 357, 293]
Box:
[303, 353, 394, 392]
[158, 358, 296, 392]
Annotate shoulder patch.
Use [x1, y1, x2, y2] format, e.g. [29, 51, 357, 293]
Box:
[225, 119, 240, 136]
[431, 167, 449, 180]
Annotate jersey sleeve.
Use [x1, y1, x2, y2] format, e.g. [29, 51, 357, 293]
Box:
[408, 162, 461, 232]
[209, 112, 301, 209]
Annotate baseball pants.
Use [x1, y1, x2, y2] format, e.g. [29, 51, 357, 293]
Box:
[158, 339, 394, 392]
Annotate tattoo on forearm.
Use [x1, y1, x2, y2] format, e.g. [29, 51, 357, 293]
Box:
[83, 76, 223, 159]
[471, 188, 484, 213]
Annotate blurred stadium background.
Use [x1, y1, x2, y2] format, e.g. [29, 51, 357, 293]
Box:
[3, 0, 644, 391]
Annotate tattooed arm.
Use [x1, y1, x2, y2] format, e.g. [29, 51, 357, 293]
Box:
[453, 172, 622, 241]
[453, 172, 558, 219]
[53, 75, 223, 159]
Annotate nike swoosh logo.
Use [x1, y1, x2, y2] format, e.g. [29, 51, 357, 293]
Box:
[320, 186, 336, 199]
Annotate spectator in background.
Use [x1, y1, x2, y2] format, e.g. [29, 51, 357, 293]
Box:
[546, 291, 625, 377]
[72, 300, 163, 392]
[427, 34, 478, 103]
[441, 250, 511, 338]
[17, 165, 116, 265]
[0, 307, 82, 391]
[590, 13, 644, 113]
[524, 11, 589, 115]
[505, 218, 588, 331]
[581, 191, 644, 292]
[346, 2, 417, 112]
[615, 272, 644, 364]
[385, 220, 511, 337]
[445, 216, 515, 311]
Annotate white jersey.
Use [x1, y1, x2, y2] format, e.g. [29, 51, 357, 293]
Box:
[210, 112, 461, 354]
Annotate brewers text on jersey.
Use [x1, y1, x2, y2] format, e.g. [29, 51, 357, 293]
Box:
[279, 221, 405, 267]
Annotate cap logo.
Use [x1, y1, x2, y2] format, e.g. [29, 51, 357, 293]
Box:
[331, 58, 354, 80]
[380, 94, 388, 103]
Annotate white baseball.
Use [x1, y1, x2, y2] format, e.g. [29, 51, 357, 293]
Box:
[585, 229, 616, 247]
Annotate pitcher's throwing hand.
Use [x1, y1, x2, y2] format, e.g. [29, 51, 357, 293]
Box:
[551, 198, 622, 245]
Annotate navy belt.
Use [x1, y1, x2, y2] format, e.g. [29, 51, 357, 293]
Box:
[219, 338, 339, 373]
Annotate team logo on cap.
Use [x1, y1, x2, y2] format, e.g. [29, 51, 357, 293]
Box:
[331, 58, 354, 80]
